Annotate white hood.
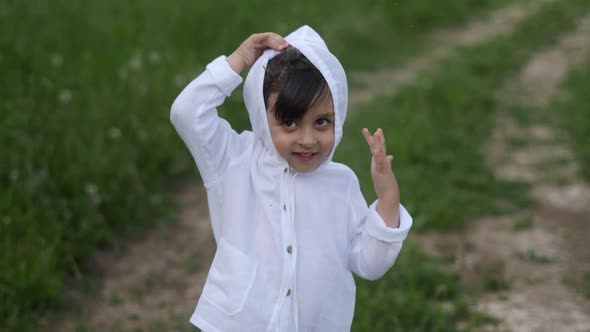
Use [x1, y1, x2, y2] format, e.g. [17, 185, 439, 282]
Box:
[243, 25, 348, 165]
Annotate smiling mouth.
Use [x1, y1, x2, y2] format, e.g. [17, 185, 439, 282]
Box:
[293, 152, 317, 161]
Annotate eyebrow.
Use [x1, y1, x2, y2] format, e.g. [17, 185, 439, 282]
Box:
[316, 112, 335, 118]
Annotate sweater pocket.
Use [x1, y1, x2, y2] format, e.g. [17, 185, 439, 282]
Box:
[201, 238, 257, 316]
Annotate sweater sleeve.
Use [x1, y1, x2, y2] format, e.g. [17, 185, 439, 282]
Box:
[347, 176, 413, 280]
[170, 56, 247, 186]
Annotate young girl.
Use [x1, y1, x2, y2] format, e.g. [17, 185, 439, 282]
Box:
[171, 25, 412, 332]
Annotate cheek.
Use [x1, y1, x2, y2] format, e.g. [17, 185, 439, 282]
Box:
[271, 132, 292, 155]
[321, 129, 335, 150]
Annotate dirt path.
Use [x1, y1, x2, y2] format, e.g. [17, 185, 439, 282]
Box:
[48, 1, 563, 331]
[348, 0, 554, 110]
[47, 184, 214, 331]
[420, 12, 590, 332]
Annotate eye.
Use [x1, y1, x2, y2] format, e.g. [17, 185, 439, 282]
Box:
[315, 118, 332, 127]
[282, 120, 297, 129]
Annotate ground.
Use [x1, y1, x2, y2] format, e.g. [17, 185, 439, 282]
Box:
[49, 1, 590, 331]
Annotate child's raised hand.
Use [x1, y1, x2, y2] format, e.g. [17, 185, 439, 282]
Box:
[362, 128, 401, 227]
[227, 33, 289, 74]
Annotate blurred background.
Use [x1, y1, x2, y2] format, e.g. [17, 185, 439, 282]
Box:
[2, 0, 590, 331]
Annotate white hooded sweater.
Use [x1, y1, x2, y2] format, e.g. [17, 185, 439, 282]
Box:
[170, 26, 412, 332]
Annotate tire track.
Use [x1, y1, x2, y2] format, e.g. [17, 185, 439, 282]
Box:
[422, 12, 590, 332]
[348, 0, 555, 110]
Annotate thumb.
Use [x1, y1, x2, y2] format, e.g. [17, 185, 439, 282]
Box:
[386, 155, 394, 166]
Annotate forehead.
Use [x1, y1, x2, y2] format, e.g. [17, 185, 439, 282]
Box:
[305, 94, 334, 117]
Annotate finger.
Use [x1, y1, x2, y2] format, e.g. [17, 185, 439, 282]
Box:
[372, 132, 382, 154]
[363, 128, 389, 164]
[371, 129, 383, 157]
[377, 128, 385, 145]
[377, 128, 386, 144]
[373, 144, 384, 163]
[271, 34, 289, 49]
[259, 32, 288, 51]
[371, 135, 384, 160]
[267, 33, 288, 50]
[386, 155, 394, 165]
[373, 150, 387, 172]
[361, 128, 374, 147]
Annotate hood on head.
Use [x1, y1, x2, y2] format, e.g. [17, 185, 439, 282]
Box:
[243, 25, 348, 167]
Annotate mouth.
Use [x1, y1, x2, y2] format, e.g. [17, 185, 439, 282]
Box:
[293, 152, 318, 161]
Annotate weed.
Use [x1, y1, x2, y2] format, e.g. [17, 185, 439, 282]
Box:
[564, 273, 590, 299]
[517, 250, 556, 264]
[552, 59, 590, 181]
[512, 216, 535, 231]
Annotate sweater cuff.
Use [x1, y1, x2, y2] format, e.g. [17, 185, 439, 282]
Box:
[205, 55, 243, 97]
[366, 201, 412, 242]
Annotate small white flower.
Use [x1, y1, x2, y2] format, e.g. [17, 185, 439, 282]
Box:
[51, 53, 63, 67]
[148, 50, 161, 64]
[85, 183, 101, 205]
[129, 51, 142, 71]
[59, 89, 72, 104]
[85, 183, 98, 196]
[10, 170, 19, 182]
[109, 127, 121, 139]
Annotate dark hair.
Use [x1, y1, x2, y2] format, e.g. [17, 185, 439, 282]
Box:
[263, 46, 331, 122]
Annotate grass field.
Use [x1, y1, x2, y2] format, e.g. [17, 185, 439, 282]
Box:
[332, 0, 590, 329]
[552, 59, 590, 181]
[3, 0, 590, 331]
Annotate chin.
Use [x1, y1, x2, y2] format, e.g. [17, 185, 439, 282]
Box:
[290, 163, 320, 173]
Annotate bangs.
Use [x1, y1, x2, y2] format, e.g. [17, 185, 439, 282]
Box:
[263, 46, 331, 122]
[271, 70, 330, 122]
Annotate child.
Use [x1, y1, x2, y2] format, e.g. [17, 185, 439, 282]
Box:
[171, 25, 412, 332]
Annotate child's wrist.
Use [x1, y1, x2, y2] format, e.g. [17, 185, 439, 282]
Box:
[226, 53, 246, 74]
[375, 197, 401, 228]
[377, 192, 399, 204]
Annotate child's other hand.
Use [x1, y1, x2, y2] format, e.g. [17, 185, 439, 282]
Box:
[362, 128, 401, 227]
[227, 33, 289, 74]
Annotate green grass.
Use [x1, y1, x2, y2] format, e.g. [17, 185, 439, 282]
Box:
[333, 0, 590, 330]
[564, 272, 590, 300]
[0, 0, 516, 331]
[517, 250, 555, 265]
[338, 1, 590, 231]
[552, 59, 590, 181]
[512, 216, 535, 231]
[352, 243, 473, 331]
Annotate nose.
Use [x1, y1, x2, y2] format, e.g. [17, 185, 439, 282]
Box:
[298, 127, 317, 148]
